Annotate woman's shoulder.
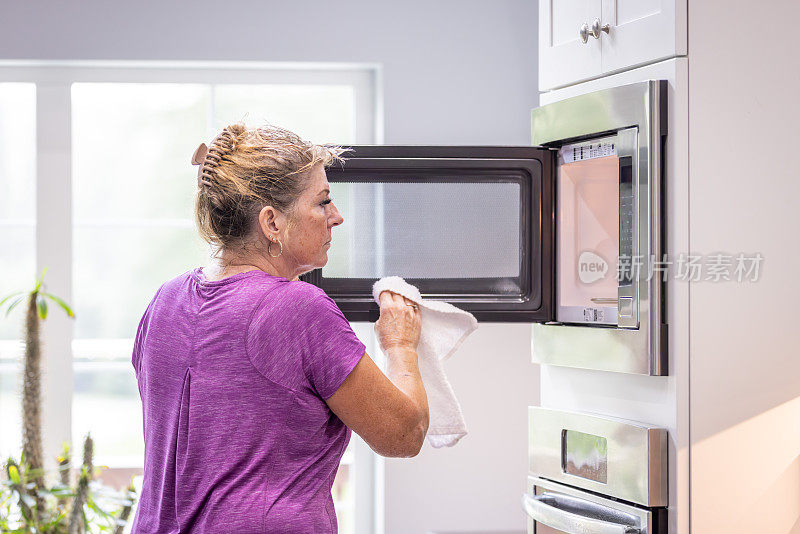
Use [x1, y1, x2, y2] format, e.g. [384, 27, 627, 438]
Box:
[263, 279, 330, 308]
[248, 280, 343, 336]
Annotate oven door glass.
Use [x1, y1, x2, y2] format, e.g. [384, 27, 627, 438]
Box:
[300, 146, 554, 322]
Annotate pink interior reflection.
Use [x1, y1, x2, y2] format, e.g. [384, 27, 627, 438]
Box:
[558, 155, 619, 308]
[536, 523, 571, 534]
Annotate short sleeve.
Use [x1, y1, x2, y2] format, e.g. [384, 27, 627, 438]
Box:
[246, 282, 366, 399]
[132, 284, 164, 377]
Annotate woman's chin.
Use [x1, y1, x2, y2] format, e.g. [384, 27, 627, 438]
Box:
[297, 249, 330, 275]
[313, 251, 329, 270]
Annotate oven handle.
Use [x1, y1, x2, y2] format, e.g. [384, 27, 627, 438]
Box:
[522, 492, 641, 534]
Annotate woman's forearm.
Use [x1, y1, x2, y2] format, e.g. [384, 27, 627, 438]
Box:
[385, 346, 430, 431]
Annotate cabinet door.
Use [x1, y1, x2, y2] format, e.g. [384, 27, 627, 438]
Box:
[600, 0, 686, 74]
[539, 0, 602, 91]
[301, 146, 555, 323]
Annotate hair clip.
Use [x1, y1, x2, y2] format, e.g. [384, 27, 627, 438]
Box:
[191, 143, 209, 187]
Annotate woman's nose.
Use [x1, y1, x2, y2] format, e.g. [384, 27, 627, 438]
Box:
[330, 203, 344, 227]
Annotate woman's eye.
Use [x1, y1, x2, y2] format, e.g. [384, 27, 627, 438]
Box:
[321, 198, 332, 206]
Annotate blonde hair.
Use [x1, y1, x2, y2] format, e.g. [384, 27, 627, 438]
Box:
[194, 123, 344, 253]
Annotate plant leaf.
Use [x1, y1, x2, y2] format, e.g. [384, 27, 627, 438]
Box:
[45, 510, 68, 527]
[42, 292, 75, 318]
[87, 494, 113, 519]
[7, 464, 20, 485]
[19, 491, 35, 508]
[36, 293, 48, 320]
[0, 290, 25, 308]
[43, 484, 74, 497]
[4, 295, 26, 318]
[34, 266, 48, 293]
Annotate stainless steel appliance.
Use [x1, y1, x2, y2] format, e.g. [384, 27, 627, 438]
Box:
[529, 80, 667, 375]
[524, 408, 668, 533]
[301, 80, 667, 376]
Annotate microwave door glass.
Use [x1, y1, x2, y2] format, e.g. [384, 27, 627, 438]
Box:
[324, 181, 521, 283]
[557, 140, 620, 325]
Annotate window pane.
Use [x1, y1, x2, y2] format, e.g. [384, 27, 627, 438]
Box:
[213, 84, 355, 144]
[72, 83, 213, 464]
[72, 349, 143, 466]
[0, 83, 36, 460]
[333, 462, 354, 533]
[72, 225, 207, 339]
[0, 227, 37, 333]
[0, 83, 36, 221]
[72, 83, 210, 219]
[0, 342, 24, 460]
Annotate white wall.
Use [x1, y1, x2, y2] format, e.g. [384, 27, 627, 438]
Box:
[1, 1, 538, 145]
[384, 324, 537, 534]
[688, 1, 800, 532]
[1, 3, 540, 533]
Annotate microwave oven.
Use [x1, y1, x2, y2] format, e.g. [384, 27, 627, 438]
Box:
[301, 80, 667, 375]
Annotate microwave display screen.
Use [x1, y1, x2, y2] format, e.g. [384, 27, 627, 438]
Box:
[562, 429, 608, 484]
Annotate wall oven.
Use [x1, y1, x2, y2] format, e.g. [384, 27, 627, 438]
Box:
[301, 80, 667, 375]
[524, 408, 668, 534]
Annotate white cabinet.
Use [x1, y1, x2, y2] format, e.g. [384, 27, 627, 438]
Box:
[539, 0, 686, 90]
[538, 0, 602, 92]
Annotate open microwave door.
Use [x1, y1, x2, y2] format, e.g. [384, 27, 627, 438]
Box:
[300, 146, 555, 322]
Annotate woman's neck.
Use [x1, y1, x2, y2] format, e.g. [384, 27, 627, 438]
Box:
[205, 251, 297, 281]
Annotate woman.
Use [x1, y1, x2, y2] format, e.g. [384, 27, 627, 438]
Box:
[131, 124, 429, 533]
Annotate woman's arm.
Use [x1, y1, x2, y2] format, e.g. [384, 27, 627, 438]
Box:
[326, 291, 429, 458]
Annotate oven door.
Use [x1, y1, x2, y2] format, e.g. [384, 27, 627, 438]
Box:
[524, 477, 667, 534]
[300, 146, 555, 322]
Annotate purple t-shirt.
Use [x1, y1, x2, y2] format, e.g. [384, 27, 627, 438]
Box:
[131, 267, 366, 533]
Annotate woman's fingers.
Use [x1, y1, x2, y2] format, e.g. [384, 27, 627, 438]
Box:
[379, 290, 394, 309]
[379, 290, 411, 309]
[376, 290, 422, 349]
[378, 291, 420, 324]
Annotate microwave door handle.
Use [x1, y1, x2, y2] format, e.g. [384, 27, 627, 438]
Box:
[522, 493, 641, 534]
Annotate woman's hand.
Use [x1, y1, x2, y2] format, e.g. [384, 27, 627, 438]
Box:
[375, 291, 421, 352]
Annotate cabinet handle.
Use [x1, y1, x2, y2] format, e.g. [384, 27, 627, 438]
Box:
[590, 18, 611, 39]
[580, 19, 611, 43]
[579, 22, 591, 43]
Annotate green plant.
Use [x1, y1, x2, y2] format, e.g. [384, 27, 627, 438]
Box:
[0, 269, 137, 533]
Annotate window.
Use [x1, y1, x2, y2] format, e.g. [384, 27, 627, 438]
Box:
[0, 82, 36, 461]
[0, 62, 379, 534]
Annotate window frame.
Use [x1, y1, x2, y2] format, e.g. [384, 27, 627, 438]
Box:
[0, 60, 382, 534]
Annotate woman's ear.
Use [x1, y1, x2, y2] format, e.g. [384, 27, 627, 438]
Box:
[258, 205, 285, 241]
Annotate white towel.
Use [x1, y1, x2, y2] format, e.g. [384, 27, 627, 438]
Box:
[372, 276, 478, 448]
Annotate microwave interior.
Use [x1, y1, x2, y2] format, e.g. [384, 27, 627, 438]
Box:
[556, 128, 638, 328]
